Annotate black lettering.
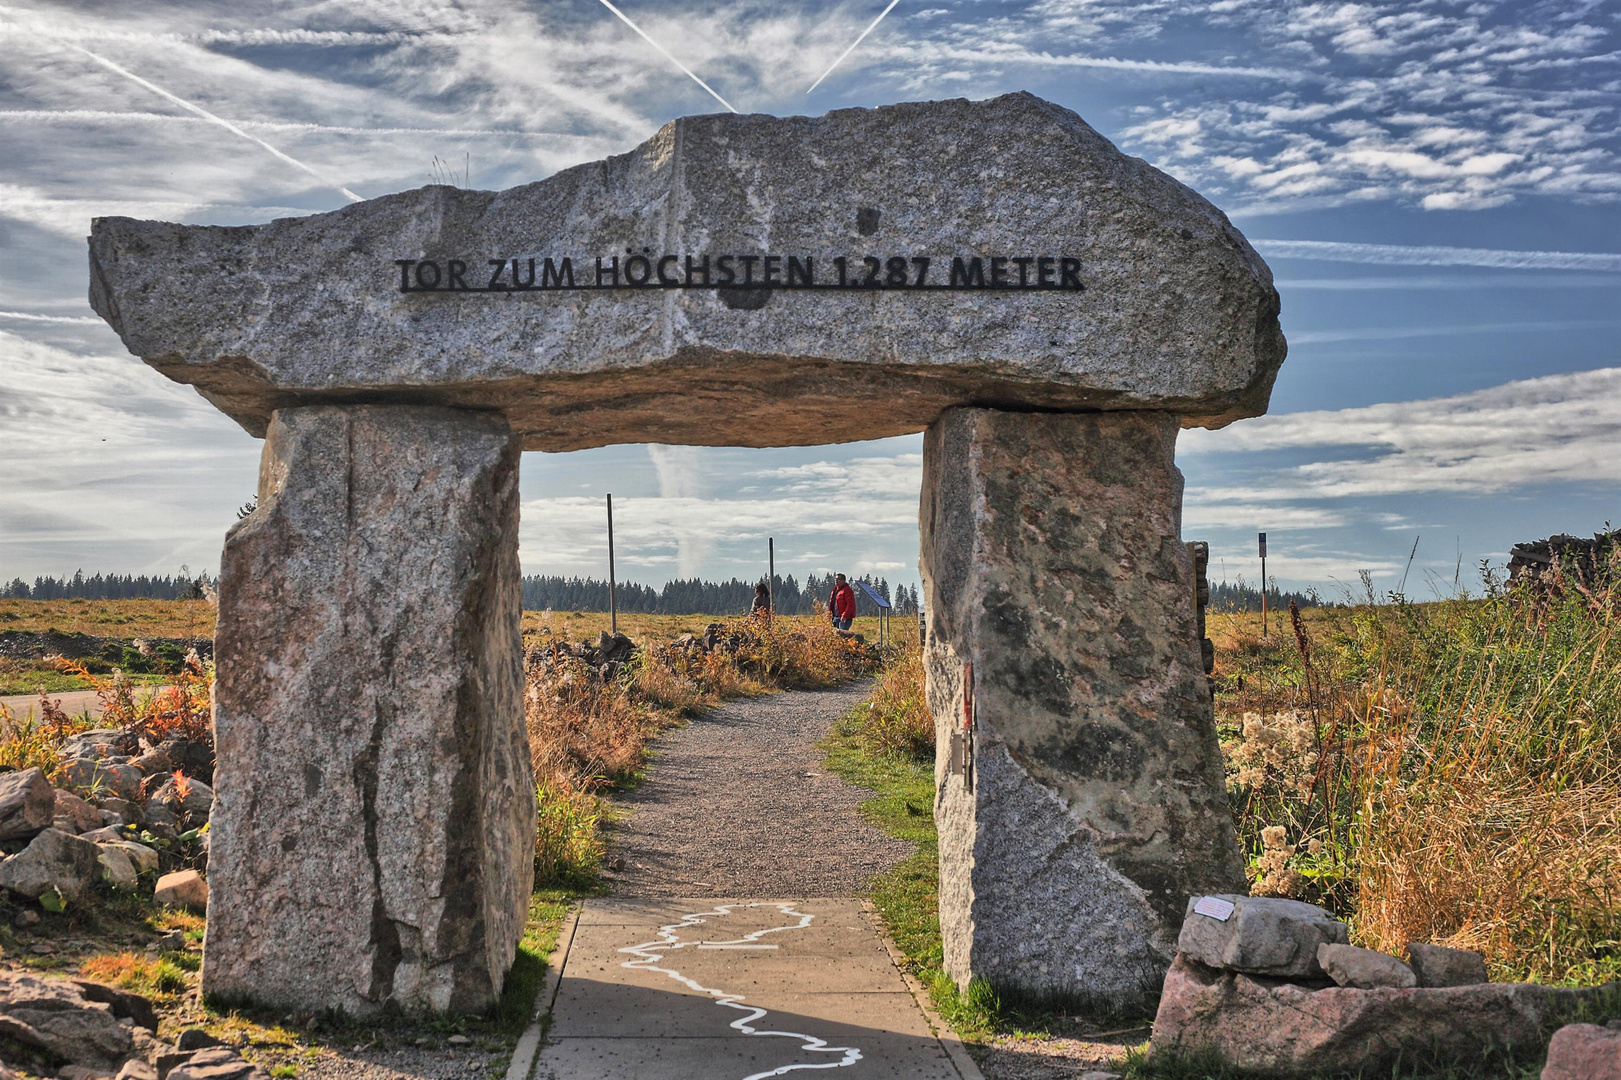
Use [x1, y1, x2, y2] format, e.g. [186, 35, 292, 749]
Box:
[716, 255, 736, 285]
[415, 260, 441, 289]
[1012, 257, 1033, 287]
[486, 259, 508, 290]
[1060, 257, 1082, 289]
[885, 256, 908, 286]
[596, 256, 619, 287]
[990, 257, 1009, 287]
[448, 259, 469, 290]
[657, 255, 679, 286]
[685, 255, 711, 285]
[396, 259, 416, 291]
[787, 256, 813, 286]
[911, 257, 930, 286]
[542, 258, 574, 288]
[763, 255, 781, 285]
[832, 256, 847, 287]
[1038, 256, 1056, 287]
[738, 255, 759, 286]
[950, 257, 985, 288]
[512, 258, 536, 289]
[861, 256, 881, 286]
[624, 254, 652, 285]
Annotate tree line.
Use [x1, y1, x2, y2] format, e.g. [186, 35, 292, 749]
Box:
[3, 570, 214, 601]
[522, 573, 921, 616]
[1209, 580, 1320, 613]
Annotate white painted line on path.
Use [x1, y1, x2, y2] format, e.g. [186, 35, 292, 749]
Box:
[618, 901, 863, 1080]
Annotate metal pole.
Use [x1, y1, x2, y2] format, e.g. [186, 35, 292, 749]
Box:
[607, 494, 618, 636]
[768, 537, 775, 619]
[1259, 531, 1268, 640]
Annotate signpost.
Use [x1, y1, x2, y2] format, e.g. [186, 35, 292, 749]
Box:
[1258, 531, 1268, 639]
[607, 494, 618, 636]
[768, 537, 775, 619]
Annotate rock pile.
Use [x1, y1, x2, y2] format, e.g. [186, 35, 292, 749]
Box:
[0, 724, 210, 911]
[0, 969, 271, 1079]
[526, 631, 638, 682]
[1509, 529, 1621, 591]
[1152, 894, 1619, 1076]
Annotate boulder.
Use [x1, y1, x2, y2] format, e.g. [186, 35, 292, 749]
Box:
[1176, 894, 1348, 978]
[153, 869, 207, 912]
[89, 95, 1284, 450]
[59, 729, 137, 760]
[128, 748, 174, 776]
[96, 844, 139, 891]
[148, 775, 213, 824]
[140, 803, 179, 830]
[203, 405, 535, 1018]
[1407, 942, 1490, 987]
[117, 1063, 158, 1080]
[104, 840, 160, 875]
[81, 825, 135, 844]
[61, 760, 142, 801]
[69, 979, 160, 1033]
[1316, 943, 1416, 989]
[0, 827, 103, 902]
[1151, 954, 1616, 1077]
[921, 409, 1245, 1002]
[163, 1048, 269, 1080]
[0, 969, 134, 1067]
[1542, 1022, 1621, 1080]
[0, 767, 55, 840]
[93, 796, 140, 825]
[53, 789, 106, 834]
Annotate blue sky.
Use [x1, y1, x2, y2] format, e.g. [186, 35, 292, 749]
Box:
[1, 0, 1617, 599]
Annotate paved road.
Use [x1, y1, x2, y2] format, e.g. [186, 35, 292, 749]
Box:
[525, 684, 976, 1080]
[0, 689, 108, 720]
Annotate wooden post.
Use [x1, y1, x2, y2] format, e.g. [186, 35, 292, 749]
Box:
[768, 537, 775, 619]
[1259, 531, 1267, 639]
[607, 494, 618, 635]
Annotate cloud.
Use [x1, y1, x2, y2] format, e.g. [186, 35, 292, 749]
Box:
[1182, 367, 1621, 498]
[1254, 239, 1621, 271]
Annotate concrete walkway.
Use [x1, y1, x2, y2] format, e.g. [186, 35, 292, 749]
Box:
[528, 897, 974, 1080]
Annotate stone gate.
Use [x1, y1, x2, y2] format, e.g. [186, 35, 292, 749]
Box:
[87, 91, 1283, 1016]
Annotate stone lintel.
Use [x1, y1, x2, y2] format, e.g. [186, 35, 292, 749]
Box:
[88, 93, 1285, 447]
[920, 407, 1245, 1005]
[202, 403, 535, 1017]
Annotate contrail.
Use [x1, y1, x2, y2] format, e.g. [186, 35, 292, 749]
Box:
[66, 45, 364, 203]
[594, 0, 737, 114]
[1252, 239, 1621, 272]
[808, 0, 901, 94]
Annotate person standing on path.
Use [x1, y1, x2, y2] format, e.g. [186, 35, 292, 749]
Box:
[828, 573, 856, 631]
[751, 580, 772, 618]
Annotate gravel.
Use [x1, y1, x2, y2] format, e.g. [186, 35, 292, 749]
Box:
[603, 680, 915, 897]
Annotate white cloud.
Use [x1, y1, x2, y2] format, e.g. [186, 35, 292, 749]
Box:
[1182, 367, 1621, 497]
[1254, 239, 1621, 271]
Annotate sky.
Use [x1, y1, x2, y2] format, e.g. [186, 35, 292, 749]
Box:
[1, 0, 1617, 600]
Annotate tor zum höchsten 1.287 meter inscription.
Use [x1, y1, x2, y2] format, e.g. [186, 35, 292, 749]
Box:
[394, 251, 1086, 293]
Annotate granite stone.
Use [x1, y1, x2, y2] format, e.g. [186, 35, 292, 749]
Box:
[88, 94, 1284, 449]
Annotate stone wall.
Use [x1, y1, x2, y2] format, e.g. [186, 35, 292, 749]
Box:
[202, 404, 535, 1017]
[921, 407, 1245, 1005]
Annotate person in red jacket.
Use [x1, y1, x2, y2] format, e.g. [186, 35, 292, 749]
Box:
[828, 574, 857, 631]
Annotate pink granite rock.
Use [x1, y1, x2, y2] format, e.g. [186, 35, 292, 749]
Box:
[1151, 954, 1617, 1077]
[1542, 1022, 1621, 1080]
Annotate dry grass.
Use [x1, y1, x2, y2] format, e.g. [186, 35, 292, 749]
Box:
[850, 636, 933, 759]
[1213, 567, 1621, 986]
[525, 614, 879, 885]
[0, 598, 217, 639]
[80, 949, 196, 998]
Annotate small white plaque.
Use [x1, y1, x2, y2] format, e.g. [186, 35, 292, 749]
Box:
[1193, 896, 1235, 922]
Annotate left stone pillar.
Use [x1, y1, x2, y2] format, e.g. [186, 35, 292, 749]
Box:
[201, 404, 536, 1017]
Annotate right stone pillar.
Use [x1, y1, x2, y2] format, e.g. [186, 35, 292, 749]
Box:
[921, 407, 1245, 1007]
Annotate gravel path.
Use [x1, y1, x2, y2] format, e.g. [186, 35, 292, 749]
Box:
[601, 680, 915, 897]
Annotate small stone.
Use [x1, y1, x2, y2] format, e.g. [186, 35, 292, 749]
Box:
[1541, 1022, 1621, 1080]
[1316, 943, 1416, 989]
[96, 845, 139, 891]
[148, 775, 213, 824]
[176, 1028, 227, 1050]
[31, 941, 58, 954]
[53, 790, 106, 834]
[116, 1063, 158, 1080]
[13, 908, 39, 927]
[70, 977, 160, 1032]
[0, 827, 104, 902]
[57, 1067, 114, 1080]
[1081, 1073, 1123, 1080]
[0, 767, 56, 840]
[447, 1033, 471, 1045]
[154, 870, 208, 912]
[1405, 942, 1489, 987]
[105, 840, 160, 876]
[1176, 894, 1349, 977]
